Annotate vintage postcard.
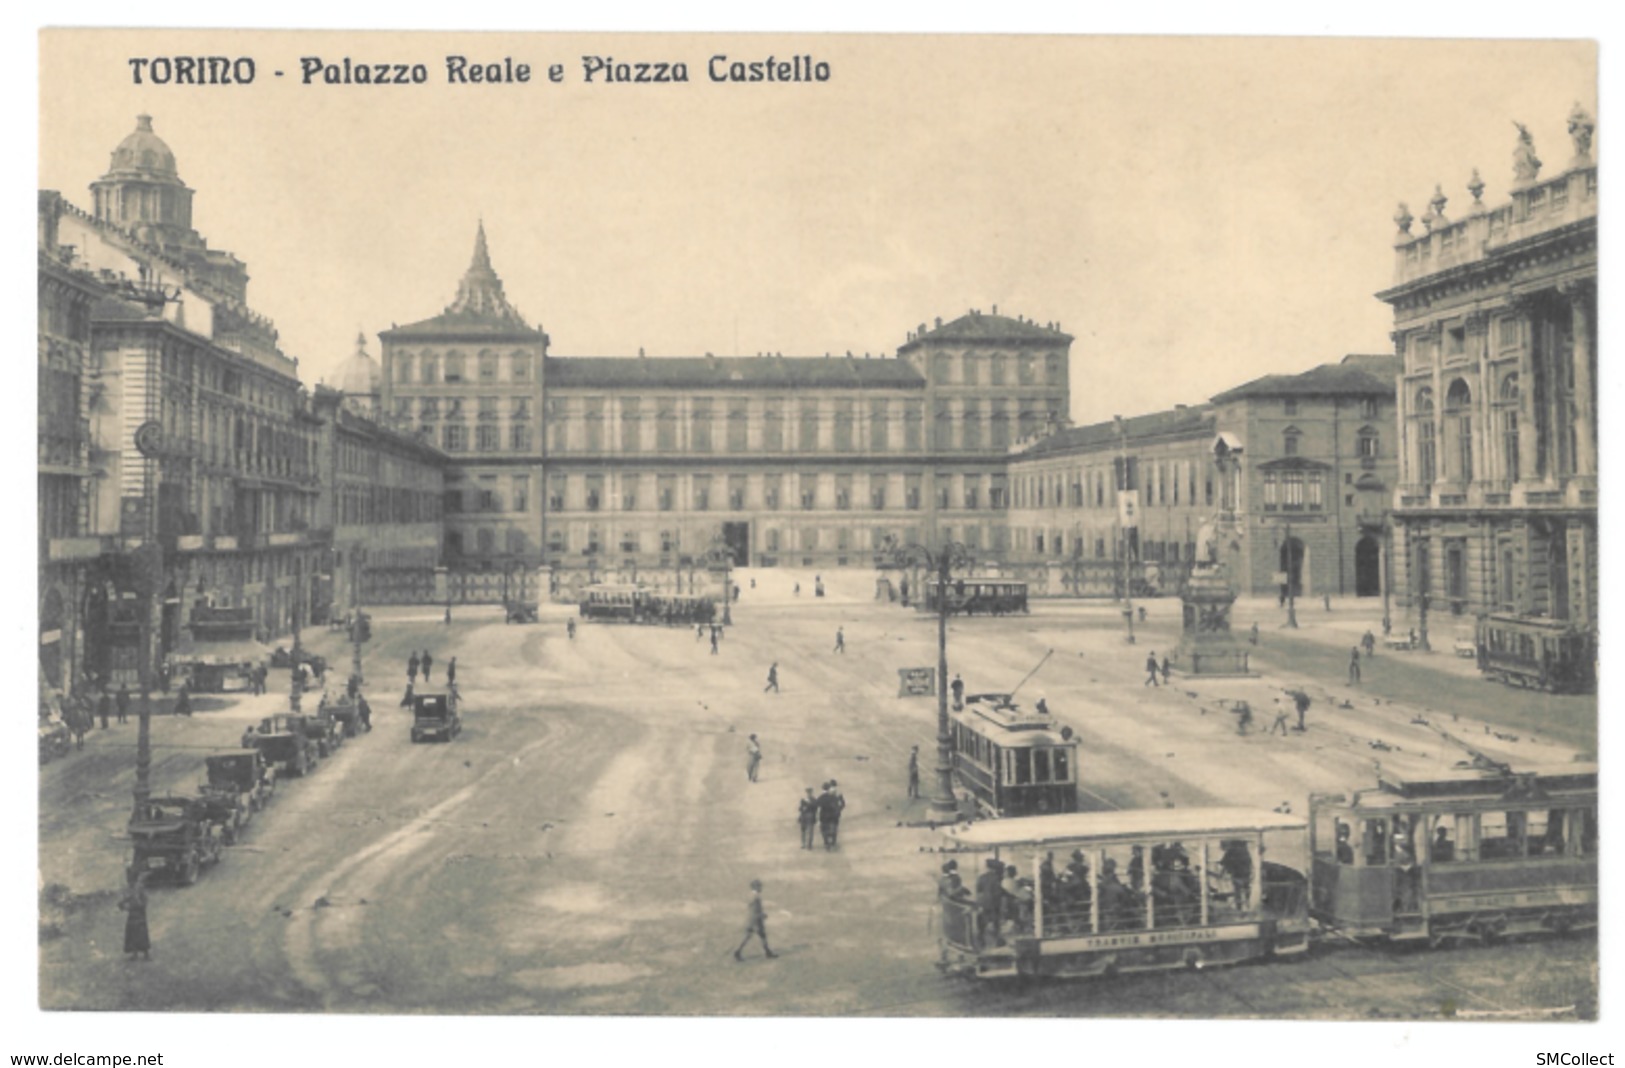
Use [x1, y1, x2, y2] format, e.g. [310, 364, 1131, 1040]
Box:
[31, 24, 1602, 1064]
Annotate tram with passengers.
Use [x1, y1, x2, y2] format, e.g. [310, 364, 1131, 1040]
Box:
[949, 694, 1079, 818]
[937, 807, 1309, 979]
[578, 584, 717, 626]
[1474, 613, 1595, 694]
[1308, 764, 1597, 945]
[920, 579, 1029, 617]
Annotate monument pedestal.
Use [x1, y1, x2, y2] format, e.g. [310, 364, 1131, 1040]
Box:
[1175, 566, 1253, 676]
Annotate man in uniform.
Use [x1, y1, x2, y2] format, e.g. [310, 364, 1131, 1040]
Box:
[906, 745, 920, 800]
[420, 650, 433, 683]
[826, 779, 846, 846]
[798, 787, 818, 849]
[733, 879, 778, 961]
[950, 674, 965, 711]
[408, 652, 419, 684]
[746, 734, 762, 783]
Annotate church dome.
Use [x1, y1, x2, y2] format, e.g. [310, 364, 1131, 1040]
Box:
[105, 115, 180, 180]
[335, 333, 382, 396]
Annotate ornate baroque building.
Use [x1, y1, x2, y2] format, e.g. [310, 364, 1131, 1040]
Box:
[377, 236, 1072, 595]
[1377, 109, 1597, 634]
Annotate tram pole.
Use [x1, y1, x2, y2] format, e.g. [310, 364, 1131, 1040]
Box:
[931, 551, 956, 818]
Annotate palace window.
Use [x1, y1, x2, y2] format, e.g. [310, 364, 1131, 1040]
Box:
[511, 353, 529, 380]
[727, 400, 748, 452]
[869, 399, 889, 451]
[1446, 379, 1474, 482]
[763, 401, 784, 451]
[510, 424, 532, 451]
[443, 353, 465, 383]
[443, 424, 466, 452]
[658, 475, 676, 511]
[691, 398, 713, 453]
[621, 397, 641, 453]
[476, 425, 499, 452]
[1415, 388, 1437, 484]
[479, 353, 498, 381]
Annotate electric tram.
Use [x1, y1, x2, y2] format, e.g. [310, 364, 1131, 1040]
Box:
[1307, 764, 1597, 944]
[937, 807, 1310, 979]
[578, 584, 718, 626]
[920, 579, 1029, 616]
[1474, 613, 1595, 694]
[949, 694, 1080, 818]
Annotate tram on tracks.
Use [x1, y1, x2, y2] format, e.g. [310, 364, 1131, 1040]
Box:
[937, 807, 1310, 979]
[920, 579, 1029, 616]
[1308, 764, 1597, 945]
[949, 694, 1079, 818]
[1474, 613, 1595, 694]
[578, 584, 718, 626]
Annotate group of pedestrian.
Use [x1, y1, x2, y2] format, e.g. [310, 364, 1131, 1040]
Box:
[406, 649, 436, 684]
[795, 781, 846, 850]
[1143, 652, 1171, 686]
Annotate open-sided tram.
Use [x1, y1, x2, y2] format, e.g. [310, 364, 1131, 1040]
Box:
[1308, 764, 1597, 945]
[1474, 613, 1595, 694]
[578, 583, 718, 626]
[949, 695, 1079, 818]
[938, 807, 1309, 979]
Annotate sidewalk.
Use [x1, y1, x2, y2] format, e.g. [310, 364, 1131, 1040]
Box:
[1228, 593, 1484, 685]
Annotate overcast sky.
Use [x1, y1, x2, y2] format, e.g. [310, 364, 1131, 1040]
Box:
[39, 32, 1594, 426]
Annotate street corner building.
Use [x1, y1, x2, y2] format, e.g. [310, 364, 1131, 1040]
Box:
[1004, 357, 1401, 603]
[1377, 108, 1597, 690]
[37, 115, 447, 705]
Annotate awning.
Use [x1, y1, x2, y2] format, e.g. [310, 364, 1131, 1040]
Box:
[167, 638, 272, 668]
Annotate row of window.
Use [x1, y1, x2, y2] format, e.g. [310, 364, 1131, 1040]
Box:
[1014, 458, 1216, 512]
[1410, 374, 1524, 485]
[536, 523, 1002, 558]
[539, 473, 1010, 514]
[927, 350, 1066, 388]
[390, 350, 533, 385]
[1260, 471, 1325, 512]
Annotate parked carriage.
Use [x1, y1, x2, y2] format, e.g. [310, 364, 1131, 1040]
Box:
[1474, 613, 1595, 694]
[919, 579, 1029, 616]
[949, 695, 1079, 818]
[937, 808, 1310, 979]
[1308, 764, 1597, 945]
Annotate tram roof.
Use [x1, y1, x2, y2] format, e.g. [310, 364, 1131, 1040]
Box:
[947, 807, 1306, 847]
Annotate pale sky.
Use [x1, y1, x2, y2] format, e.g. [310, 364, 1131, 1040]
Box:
[39, 32, 1594, 425]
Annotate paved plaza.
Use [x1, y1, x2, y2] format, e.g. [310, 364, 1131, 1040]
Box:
[38, 573, 1597, 1016]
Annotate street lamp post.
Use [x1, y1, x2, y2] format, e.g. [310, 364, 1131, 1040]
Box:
[705, 533, 734, 626]
[1283, 521, 1299, 629]
[882, 534, 970, 820]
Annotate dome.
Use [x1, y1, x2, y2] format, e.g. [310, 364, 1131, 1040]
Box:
[105, 115, 180, 179]
[335, 333, 382, 396]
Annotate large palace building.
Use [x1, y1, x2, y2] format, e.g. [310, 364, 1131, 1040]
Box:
[376, 231, 1073, 595]
[1377, 108, 1597, 640]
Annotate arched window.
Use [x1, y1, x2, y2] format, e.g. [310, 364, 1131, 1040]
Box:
[510, 352, 530, 381]
[1415, 387, 1437, 484]
[478, 351, 498, 382]
[443, 351, 466, 383]
[395, 353, 413, 384]
[1445, 379, 1473, 482]
[420, 355, 439, 384]
[1498, 374, 1521, 481]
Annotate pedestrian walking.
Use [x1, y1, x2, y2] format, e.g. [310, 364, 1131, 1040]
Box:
[120, 871, 151, 960]
[1160, 656, 1171, 684]
[817, 781, 841, 849]
[1269, 700, 1291, 736]
[732, 880, 778, 960]
[906, 745, 920, 800]
[70, 706, 86, 750]
[1144, 652, 1160, 687]
[696, 623, 705, 642]
[834, 626, 845, 654]
[1362, 629, 1376, 657]
[115, 685, 130, 724]
[173, 683, 192, 718]
[764, 662, 779, 693]
[950, 673, 965, 711]
[358, 694, 372, 731]
[798, 788, 818, 849]
[98, 689, 111, 730]
[446, 657, 457, 688]
[1290, 689, 1311, 731]
[710, 628, 719, 655]
[1235, 701, 1253, 735]
[1249, 622, 1260, 646]
[444, 606, 452, 625]
[421, 650, 433, 682]
[1349, 646, 1362, 685]
[1138, 605, 1147, 623]
[408, 652, 420, 683]
[746, 734, 762, 783]
[567, 617, 577, 640]
[826, 779, 846, 847]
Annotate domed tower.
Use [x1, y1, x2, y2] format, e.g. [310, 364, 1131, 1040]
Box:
[89, 114, 249, 302]
[334, 331, 383, 417]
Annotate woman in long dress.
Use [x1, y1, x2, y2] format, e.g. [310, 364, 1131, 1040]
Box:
[120, 871, 151, 960]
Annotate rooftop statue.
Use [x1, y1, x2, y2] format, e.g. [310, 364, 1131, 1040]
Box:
[1511, 121, 1542, 185]
[1568, 103, 1595, 161]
